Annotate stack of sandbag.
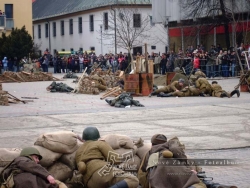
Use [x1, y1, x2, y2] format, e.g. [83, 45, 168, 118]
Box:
[100, 134, 144, 173]
[0, 90, 9, 106]
[0, 148, 22, 173]
[34, 131, 84, 188]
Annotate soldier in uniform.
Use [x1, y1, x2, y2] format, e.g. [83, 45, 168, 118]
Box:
[63, 71, 78, 79]
[46, 81, 74, 92]
[157, 85, 202, 97]
[105, 93, 144, 108]
[194, 69, 206, 79]
[75, 127, 139, 188]
[0, 147, 61, 188]
[211, 81, 240, 98]
[194, 76, 212, 96]
[148, 78, 185, 97]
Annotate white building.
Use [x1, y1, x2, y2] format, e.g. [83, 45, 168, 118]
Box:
[32, 0, 168, 56]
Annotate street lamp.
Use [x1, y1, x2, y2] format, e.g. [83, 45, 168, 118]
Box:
[100, 25, 103, 55]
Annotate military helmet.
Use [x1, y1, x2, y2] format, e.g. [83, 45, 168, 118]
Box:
[190, 75, 197, 80]
[20, 147, 42, 160]
[178, 78, 185, 84]
[82, 127, 100, 141]
[151, 134, 167, 145]
[174, 67, 180, 72]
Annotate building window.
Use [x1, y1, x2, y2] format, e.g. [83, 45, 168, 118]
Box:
[104, 12, 108, 30]
[69, 19, 73, 35]
[78, 17, 82, 33]
[151, 46, 156, 50]
[5, 4, 13, 18]
[70, 48, 74, 52]
[79, 47, 83, 52]
[133, 14, 141, 28]
[62, 49, 65, 51]
[53, 22, 56, 37]
[61, 20, 64, 36]
[45, 23, 49, 38]
[90, 47, 95, 51]
[38, 25, 41, 39]
[89, 15, 94, 32]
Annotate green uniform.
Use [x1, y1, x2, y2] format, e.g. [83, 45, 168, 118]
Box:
[75, 140, 139, 188]
[195, 78, 212, 95]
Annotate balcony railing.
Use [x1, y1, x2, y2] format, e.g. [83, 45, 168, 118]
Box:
[0, 15, 5, 28]
[6, 18, 14, 29]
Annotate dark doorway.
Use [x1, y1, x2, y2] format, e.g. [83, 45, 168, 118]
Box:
[133, 46, 142, 56]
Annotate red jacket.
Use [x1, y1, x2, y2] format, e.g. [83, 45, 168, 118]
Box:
[193, 57, 200, 69]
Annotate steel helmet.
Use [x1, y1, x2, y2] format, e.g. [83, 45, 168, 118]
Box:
[178, 78, 185, 84]
[20, 147, 42, 160]
[82, 127, 100, 141]
[122, 98, 132, 106]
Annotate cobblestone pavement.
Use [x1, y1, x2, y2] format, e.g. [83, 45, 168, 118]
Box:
[0, 74, 250, 187]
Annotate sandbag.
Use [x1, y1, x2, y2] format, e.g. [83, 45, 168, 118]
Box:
[65, 170, 84, 188]
[48, 162, 73, 182]
[136, 143, 151, 159]
[0, 148, 21, 167]
[119, 155, 141, 172]
[33, 146, 62, 167]
[60, 151, 77, 170]
[100, 134, 134, 149]
[34, 131, 78, 154]
[115, 146, 137, 156]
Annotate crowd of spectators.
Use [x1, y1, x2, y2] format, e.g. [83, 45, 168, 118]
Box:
[1, 43, 249, 77]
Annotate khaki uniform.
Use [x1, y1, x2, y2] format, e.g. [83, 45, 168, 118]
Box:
[195, 78, 212, 95]
[211, 84, 230, 97]
[75, 140, 139, 188]
[172, 86, 201, 97]
[154, 81, 184, 94]
[194, 71, 206, 78]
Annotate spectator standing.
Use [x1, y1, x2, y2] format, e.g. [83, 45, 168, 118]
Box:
[2, 57, 8, 72]
[79, 55, 84, 73]
[221, 51, 229, 77]
[160, 54, 167, 75]
[229, 51, 237, 77]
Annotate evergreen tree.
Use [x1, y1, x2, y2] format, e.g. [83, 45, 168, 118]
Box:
[0, 26, 33, 61]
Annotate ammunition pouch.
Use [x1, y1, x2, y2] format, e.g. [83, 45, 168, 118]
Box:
[2, 173, 15, 188]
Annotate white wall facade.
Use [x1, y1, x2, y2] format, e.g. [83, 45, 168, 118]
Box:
[33, 7, 167, 56]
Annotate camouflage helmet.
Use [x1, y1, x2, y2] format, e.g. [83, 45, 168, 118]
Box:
[20, 147, 42, 160]
[174, 67, 181, 72]
[178, 78, 185, 84]
[82, 127, 100, 141]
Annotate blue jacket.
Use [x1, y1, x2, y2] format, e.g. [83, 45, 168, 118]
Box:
[2, 57, 8, 67]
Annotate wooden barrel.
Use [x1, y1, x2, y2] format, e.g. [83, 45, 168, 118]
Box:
[139, 73, 153, 96]
[240, 84, 249, 92]
[124, 74, 140, 94]
[166, 72, 176, 85]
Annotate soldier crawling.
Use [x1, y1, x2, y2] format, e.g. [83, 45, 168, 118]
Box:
[148, 78, 186, 97]
[105, 93, 144, 108]
[46, 81, 74, 92]
[211, 81, 240, 98]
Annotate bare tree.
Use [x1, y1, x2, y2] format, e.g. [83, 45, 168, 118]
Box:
[102, 1, 152, 62]
[182, 0, 250, 49]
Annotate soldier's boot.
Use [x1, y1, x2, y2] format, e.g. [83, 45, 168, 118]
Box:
[157, 92, 173, 97]
[199, 92, 206, 97]
[220, 92, 229, 98]
[148, 91, 157, 97]
[105, 99, 112, 105]
[230, 89, 240, 98]
[203, 181, 237, 188]
[109, 180, 128, 188]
